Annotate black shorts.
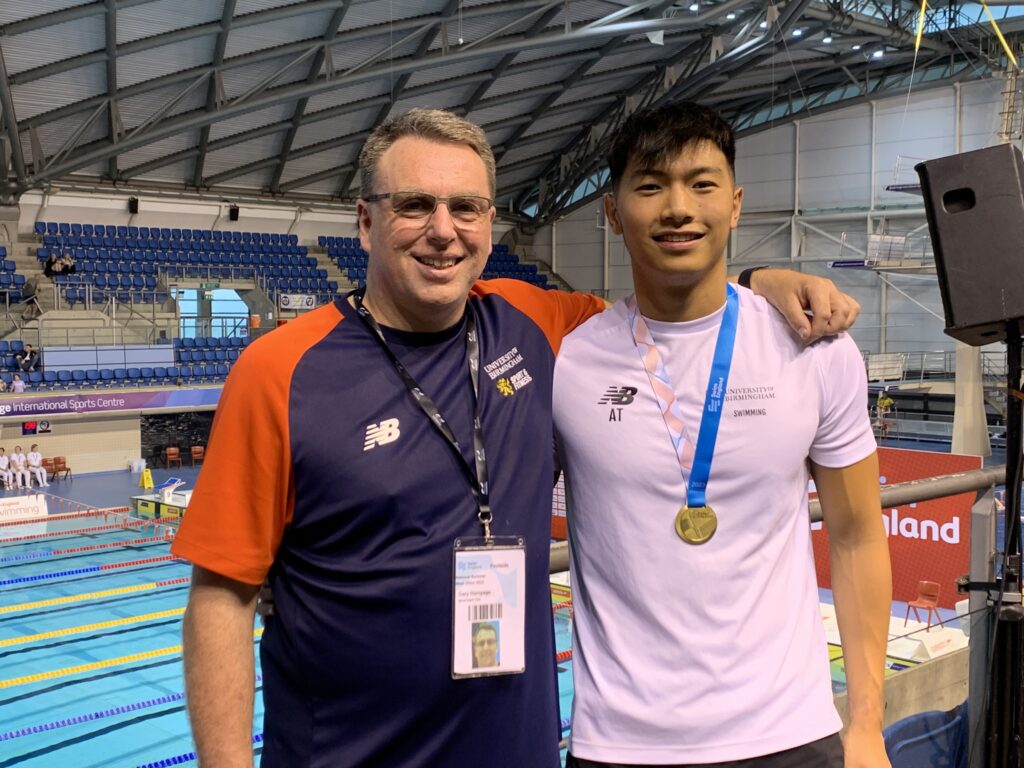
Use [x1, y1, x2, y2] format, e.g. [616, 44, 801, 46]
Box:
[565, 733, 844, 768]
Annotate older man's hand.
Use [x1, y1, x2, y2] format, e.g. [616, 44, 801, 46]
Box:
[750, 268, 860, 343]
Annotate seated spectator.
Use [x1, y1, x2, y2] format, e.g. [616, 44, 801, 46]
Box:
[0, 378, 8, 393]
[15, 345, 38, 372]
[59, 254, 76, 275]
[10, 373, 24, 393]
[43, 252, 60, 278]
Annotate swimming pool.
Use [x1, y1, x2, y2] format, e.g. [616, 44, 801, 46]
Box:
[0, 502, 576, 767]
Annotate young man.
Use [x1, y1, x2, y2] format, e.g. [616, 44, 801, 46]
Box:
[553, 102, 892, 768]
[172, 108, 862, 767]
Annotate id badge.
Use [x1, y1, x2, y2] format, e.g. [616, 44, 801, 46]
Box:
[452, 535, 526, 679]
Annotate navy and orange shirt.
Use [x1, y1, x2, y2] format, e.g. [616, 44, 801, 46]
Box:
[171, 280, 605, 767]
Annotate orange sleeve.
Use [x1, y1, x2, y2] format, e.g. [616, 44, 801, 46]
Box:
[471, 279, 605, 355]
[170, 305, 344, 585]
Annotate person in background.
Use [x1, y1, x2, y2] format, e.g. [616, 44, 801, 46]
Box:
[554, 101, 891, 768]
[27, 444, 48, 488]
[11, 373, 26, 393]
[0, 448, 13, 490]
[43, 252, 60, 278]
[16, 344, 39, 372]
[10, 445, 30, 489]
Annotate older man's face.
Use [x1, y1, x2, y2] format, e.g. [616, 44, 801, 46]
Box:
[357, 136, 495, 332]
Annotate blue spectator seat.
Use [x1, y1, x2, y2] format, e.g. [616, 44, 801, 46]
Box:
[10, 340, 23, 354]
[217, 364, 230, 379]
[140, 367, 154, 382]
[57, 370, 72, 389]
[167, 366, 180, 382]
[28, 372, 43, 388]
[0, 341, 9, 355]
[153, 366, 167, 384]
[34, 222, 45, 236]
[86, 370, 101, 385]
[100, 369, 114, 385]
[71, 370, 87, 387]
[127, 368, 141, 385]
[42, 371, 57, 388]
[114, 368, 128, 384]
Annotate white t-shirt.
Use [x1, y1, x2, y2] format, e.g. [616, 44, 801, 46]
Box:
[27, 451, 42, 468]
[553, 286, 877, 764]
[10, 452, 27, 469]
[0, 455, 10, 471]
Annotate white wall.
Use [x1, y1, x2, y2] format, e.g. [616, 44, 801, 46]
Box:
[536, 75, 1013, 355]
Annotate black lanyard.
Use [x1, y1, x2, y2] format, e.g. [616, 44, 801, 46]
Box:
[351, 290, 493, 539]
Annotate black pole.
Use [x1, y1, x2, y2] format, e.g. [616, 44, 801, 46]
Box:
[987, 322, 1024, 767]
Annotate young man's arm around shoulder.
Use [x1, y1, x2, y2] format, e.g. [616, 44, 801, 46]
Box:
[811, 453, 892, 768]
[182, 565, 261, 768]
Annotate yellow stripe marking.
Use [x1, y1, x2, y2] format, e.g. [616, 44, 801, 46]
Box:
[0, 629, 263, 689]
[0, 581, 162, 616]
[0, 608, 185, 648]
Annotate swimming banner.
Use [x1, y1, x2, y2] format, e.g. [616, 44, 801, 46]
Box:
[811, 447, 982, 609]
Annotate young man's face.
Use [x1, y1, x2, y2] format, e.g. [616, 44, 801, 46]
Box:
[357, 136, 495, 332]
[606, 139, 743, 296]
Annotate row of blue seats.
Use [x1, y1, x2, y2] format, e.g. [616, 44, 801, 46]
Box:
[0, 275, 27, 289]
[38, 247, 317, 269]
[0, 260, 17, 273]
[65, 289, 168, 306]
[327, 246, 369, 259]
[39, 239, 308, 255]
[5, 364, 232, 390]
[174, 336, 250, 349]
[0, 341, 28, 354]
[36, 222, 300, 245]
[319, 236, 512, 254]
[481, 271, 550, 287]
[56, 261, 326, 280]
[176, 349, 242, 364]
[64, 271, 335, 294]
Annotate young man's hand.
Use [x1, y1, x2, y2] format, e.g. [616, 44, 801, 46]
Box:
[843, 724, 891, 768]
[750, 269, 860, 342]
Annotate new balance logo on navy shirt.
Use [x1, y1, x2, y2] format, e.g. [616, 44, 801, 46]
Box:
[598, 386, 637, 405]
[364, 418, 401, 450]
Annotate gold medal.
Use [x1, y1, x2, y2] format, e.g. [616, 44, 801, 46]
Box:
[675, 505, 717, 544]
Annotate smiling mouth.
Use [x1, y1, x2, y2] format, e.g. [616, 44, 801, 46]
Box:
[654, 233, 704, 243]
[414, 256, 464, 269]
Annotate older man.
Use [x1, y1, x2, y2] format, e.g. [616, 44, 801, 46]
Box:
[172, 108, 859, 767]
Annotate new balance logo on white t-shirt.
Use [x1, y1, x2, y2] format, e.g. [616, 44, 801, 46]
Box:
[364, 418, 401, 450]
[597, 386, 637, 406]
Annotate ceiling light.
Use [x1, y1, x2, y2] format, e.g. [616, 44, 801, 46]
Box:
[759, 20, 768, 28]
[792, 28, 803, 37]
[689, 3, 699, 11]
[872, 49, 884, 58]
[822, 35, 832, 44]
[726, 12, 736, 19]
[852, 44, 862, 50]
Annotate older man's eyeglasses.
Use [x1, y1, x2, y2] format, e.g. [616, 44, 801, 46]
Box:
[364, 191, 493, 224]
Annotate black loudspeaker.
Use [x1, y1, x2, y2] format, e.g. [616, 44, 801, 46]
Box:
[916, 144, 1024, 346]
[128, 197, 139, 214]
[228, 205, 239, 221]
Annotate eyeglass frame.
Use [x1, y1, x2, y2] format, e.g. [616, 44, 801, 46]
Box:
[362, 190, 495, 224]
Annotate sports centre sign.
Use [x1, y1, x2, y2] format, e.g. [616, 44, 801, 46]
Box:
[0, 388, 222, 419]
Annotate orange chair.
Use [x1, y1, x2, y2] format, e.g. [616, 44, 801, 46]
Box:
[41, 457, 54, 479]
[904, 580, 943, 630]
[51, 456, 71, 481]
[190, 445, 205, 465]
[165, 446, 182, 468]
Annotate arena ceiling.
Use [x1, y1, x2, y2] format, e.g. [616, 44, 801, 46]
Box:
[0, 0, 1019, 222]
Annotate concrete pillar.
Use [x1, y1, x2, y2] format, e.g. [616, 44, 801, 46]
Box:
[952, 342, 992, 457]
